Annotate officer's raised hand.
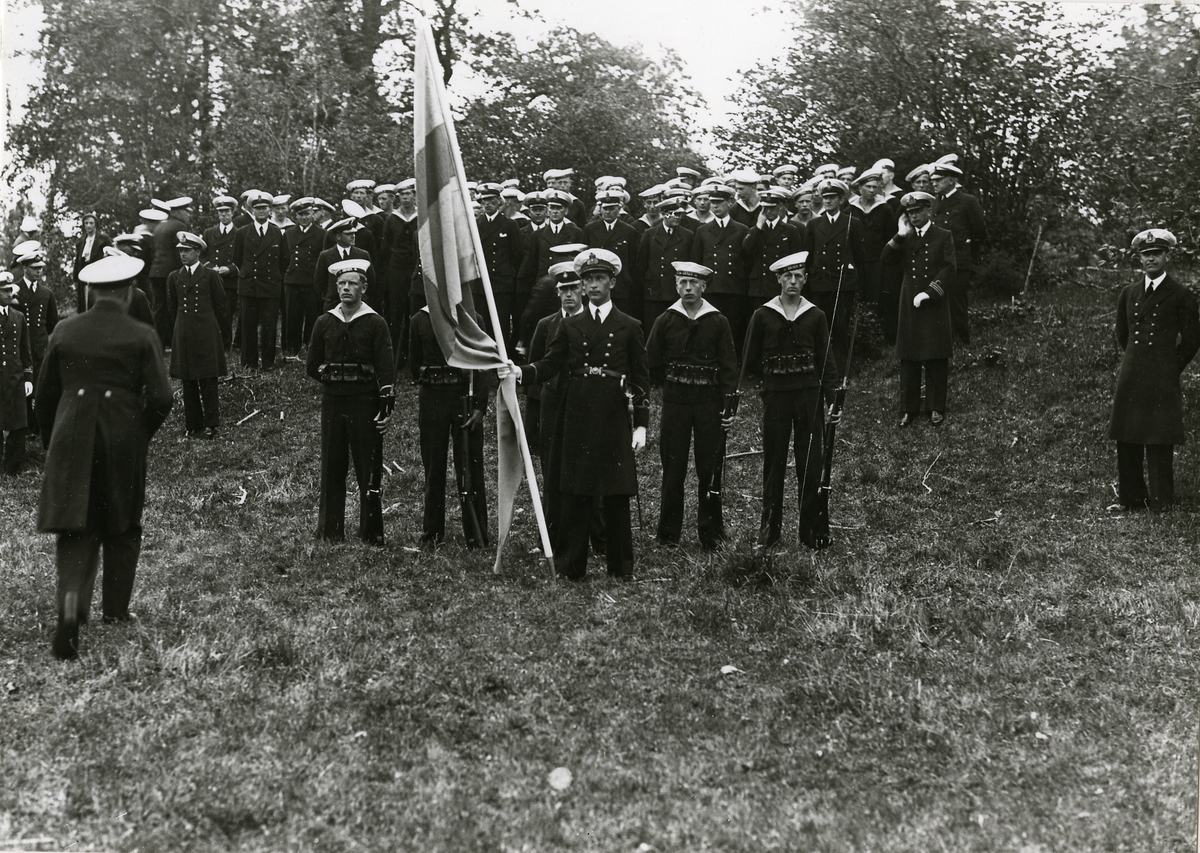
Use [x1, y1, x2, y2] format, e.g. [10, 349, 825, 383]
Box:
[632, 426, 646, 453]
[895, 212, 912, 238]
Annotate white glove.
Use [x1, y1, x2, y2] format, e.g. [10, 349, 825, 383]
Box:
[24, 381, 33, 397]
[496, 360, 518, 381]
[631, 426, 646, 453]
[896, 214, 912, 237]
[913, 292, 930, 308]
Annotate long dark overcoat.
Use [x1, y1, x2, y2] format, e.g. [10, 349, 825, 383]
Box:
[0, 308, 31, 430]
[1109, 273, 1200, 445]
[521, 306, 650, 496]
[36, 300, 173, 533]
[883, 224, 957, 361]
[168, 264, 229, 379]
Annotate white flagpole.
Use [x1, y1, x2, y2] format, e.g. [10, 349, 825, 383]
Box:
[416, 16, 554, 570]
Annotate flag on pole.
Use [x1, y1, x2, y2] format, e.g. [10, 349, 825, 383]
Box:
[412, 15, 554, 572]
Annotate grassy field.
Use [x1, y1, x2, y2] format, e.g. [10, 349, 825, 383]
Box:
[1, 275, 1198, 852]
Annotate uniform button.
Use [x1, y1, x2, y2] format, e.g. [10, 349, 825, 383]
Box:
[105, 390, 112, 398]
[78, 389, 85, 396]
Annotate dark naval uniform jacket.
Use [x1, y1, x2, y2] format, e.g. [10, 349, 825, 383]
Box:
[1109, 273, 1200, 446]
[802, 210, 867, 294]
[646, 300, 739, 401]
[582, 218, 640, 303]
[742, 297, 837, 399]
[690, 218, 750, 296]
[637, 223, 694, 303]
[882, 223, 956, 361]
[743, 219, 804, 300]
[931, 189, 987, 274]
[518, 222, 585, 294]
[202, 223, 240, 291]
[519, 303, 650, 496]
[232, 221, 289, 298]
[36, 300, 173, 533]
[13, 278, 59, 372]
[284, 223, 326, 290]
[167, 263, 229, 379]
[0, 306, 31, 431]
[477, 213, 525, 295]
[317, 247, 378, 310]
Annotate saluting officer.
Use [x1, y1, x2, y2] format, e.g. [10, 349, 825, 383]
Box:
[282, 197, 325, 356]
[0, 273, 33, 476]
[503, 249, 650, 581]
[930, 161, 988, 346]
[690, 183, 750, 353]
[802, 178, 867, 382]
[168, 232, 228, 437]
[743, 187, 804, 311]
[408, 302, 490, 548]
[1109, 229, 1200, 511]
[40, 254, 173, 659]
[307, 259, 395, 543]
[202, 195, 241, 349]
[884, 192, 957, 427]
[646, 261, 738, 549]
[742, 252, 839, 552]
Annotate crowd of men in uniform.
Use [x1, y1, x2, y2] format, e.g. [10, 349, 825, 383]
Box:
[5, 154, 1193, 660]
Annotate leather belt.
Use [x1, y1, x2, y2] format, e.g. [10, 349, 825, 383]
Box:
[571, 366, 623, 380]
[763, 352, 815, 376]
[666, 362, 719, 386]
[419, 365, 467, 386]
[318, 362, 376, 383]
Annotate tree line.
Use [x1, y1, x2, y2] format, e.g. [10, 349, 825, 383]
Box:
[6, 0, 1198, 279]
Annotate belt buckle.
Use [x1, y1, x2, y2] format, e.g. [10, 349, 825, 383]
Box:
[585, 366, 603, 376]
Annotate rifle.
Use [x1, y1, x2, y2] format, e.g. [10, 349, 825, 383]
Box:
[364, 384, 392, 545]
[810, 305, 859, 548]
[459, 372, 487, 547]
[623, 377, 643, 529]
[707, 391, 742, 503]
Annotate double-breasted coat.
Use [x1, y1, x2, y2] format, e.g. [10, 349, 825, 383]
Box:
[0, 307, 31, 430]
[518, 223, 585, 293]
[637, 223, 694, 303]
[168, 263, 229, 380]
[690, 219, 750, 296]
[520, 305, 650, 496]
[743, 219, 804, 300]
[930, 190, 987, 273]
[232, 221, 289, 298]
[582, 218, 640, 303]
[1109, 273, 1200, 445]
[13, 278, 60, 371]
[477, 213, 525, 296]
[802, 211, 867, 294]
[883, 224, 957, 361]
[36, 300, 173, 533]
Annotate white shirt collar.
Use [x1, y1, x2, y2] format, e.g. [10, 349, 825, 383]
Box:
[0, 306, 7, 316]
[715, 216, 730, 228]
[561, 305, 584, 319]
[915, 222, 931, 238]
[327, 302, 378, 323]
[187, 262, 200, 275]
[826, 210, 841, 224]
[943, 187, 958, 198]
[667, 298, 719, 320]
[763, 295, 815, 321]
[1146, 272, 1167, 291]
[485, 212, 499, 222]
[591, 300, 614, 323]
[24, 278, 36, 292]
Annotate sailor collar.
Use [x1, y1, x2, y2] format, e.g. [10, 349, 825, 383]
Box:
[327, 302, 379, 323]
[667, 298, 720, 320]
[764, 295, 815, 321]
[391, 210, 417, 222]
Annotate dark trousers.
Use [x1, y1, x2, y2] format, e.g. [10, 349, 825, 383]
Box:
[388, 288, 410, 361]
[760, 388, 824, 548]
[317, 393, 384, 543]
[240, 296, 280, 368]
[223, 283, 239, 348]
[1116, 442, 1175, 510]
[148, 276, 174, 349]
[707, 293, 748, 358]
[57, 526, 141, 623]
[418, 386, 489, 546]
[182, 377, 220, 432]
[538, 389, 606, 553]
[555, 493, 632, 579]
[2, 428, 26, 475]
[492, 292, 517, 353]
[810, 290, 858, 383]
[899, 359, 949, 414]
[283, 285, 318, 355]
[948, 269, 972, 346]
[658, 396, 724, 547]
[879, 265, 902, 345]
